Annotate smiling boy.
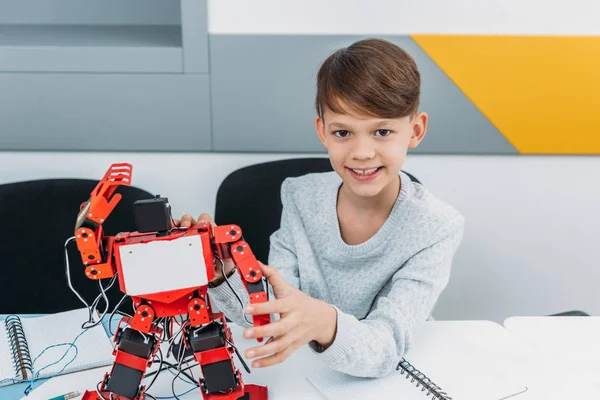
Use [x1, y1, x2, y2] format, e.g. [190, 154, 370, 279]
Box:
[181, 38, 465, 378]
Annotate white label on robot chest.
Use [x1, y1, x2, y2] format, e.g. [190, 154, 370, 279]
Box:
[118, 235, 209, 296]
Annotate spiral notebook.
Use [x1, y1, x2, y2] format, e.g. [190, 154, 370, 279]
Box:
[0, 308, 115, 387]
[307, 321, 530, 400]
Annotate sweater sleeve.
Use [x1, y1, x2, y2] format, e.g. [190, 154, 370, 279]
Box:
[309, 214, 465, 378]
[207, 179, 300, 326]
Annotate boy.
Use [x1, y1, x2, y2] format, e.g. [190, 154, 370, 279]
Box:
[177, 38, 464, 378]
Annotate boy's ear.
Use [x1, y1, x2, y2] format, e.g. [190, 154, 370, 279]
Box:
[409, 112, 428, 148]
[315, 116, 328, 147]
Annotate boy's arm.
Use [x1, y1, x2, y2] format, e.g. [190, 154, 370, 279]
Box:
[309, 214, 465, 378]
[207, 179, 300, 326]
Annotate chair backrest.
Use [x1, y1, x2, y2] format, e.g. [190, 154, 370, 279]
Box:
[214, 158, 420, 264]
[0, 179, 155, 314]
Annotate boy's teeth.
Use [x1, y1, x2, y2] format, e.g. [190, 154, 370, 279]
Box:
[352, 168, 378, 175]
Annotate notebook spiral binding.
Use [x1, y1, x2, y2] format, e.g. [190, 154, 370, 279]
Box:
[397, 358, 452, 400]
[4, 315, 32, 381]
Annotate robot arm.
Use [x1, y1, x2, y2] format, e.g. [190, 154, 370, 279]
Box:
[212, 225, 272, 331]
[74, 163, 133, 281]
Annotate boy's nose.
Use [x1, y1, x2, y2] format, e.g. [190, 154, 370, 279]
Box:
[350, 139, 376, 160]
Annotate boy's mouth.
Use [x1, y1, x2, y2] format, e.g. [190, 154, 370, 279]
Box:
[346, 166, 383, 180]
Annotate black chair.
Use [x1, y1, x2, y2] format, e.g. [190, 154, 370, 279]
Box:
[549, 310, 590, 316]
[214, 157, 420, 264]
[0, 179, 155, 314]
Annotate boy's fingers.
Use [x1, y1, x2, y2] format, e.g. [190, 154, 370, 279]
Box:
[258, 262, 288, 288]
[244, 318, 291, 339]
[252, 340, 302, 368]
[171, 218, 181, 228]
[245, 299, 289, 315]
[245, 333, 295, 359]
[197, 213, 216, 227]
[180, 214, 197, 228]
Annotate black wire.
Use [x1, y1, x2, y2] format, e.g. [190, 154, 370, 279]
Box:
[170, 332, 203, 400]
[82, 275, 118, 329]
[165, 317, 172, 342]
[144, 360, 198, 384]
[96, 381, 109, 400]
[144, 346, 164, 391]
[169, 362, 204, 400]
[108, 294, 131, 335]
[171, 359, 185, 400]
[227, 338, 251, 374]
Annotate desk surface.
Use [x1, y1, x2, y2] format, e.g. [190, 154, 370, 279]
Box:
[4, 317, 600, 400]
[504, 316, 600, 361]
[504, 316, 600, 386]
[4, 323, 325, 400]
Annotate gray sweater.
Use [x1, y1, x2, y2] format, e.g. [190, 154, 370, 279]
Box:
[208, 171, 465, 378]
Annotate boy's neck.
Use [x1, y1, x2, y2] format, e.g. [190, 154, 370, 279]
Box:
[338, 175, 401, 214]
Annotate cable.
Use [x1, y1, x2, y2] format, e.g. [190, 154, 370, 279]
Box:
[82, 278, 115, 329]
[64, 235, 118, 330]
[23, 328, 89, 395]
[144, 360, 197, 385]
[226, 338, 250, 374]
[155, 386, 197, 400]
[108, 294, 131, 336]
[96, 381, 109, 400]
[64, 236, 90, 310]
[145, 346, 164, 392]
[170, 336, 188, 400]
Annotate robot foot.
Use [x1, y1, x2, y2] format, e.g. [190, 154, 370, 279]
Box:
[82, 389, 142, 400]
[237, 384, 268, 400]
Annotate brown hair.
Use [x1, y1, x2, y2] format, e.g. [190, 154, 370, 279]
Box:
[315, 38, 421, 120]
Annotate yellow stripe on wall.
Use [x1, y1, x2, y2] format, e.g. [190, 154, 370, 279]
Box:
[411, 35, 600, 154]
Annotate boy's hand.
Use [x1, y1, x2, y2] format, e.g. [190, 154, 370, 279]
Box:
[172, 213, 235, 285]
[172, 212, 214, 229]
[243, 262, 338, 368]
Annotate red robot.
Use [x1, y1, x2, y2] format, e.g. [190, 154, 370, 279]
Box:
[73, 163, 271, 400]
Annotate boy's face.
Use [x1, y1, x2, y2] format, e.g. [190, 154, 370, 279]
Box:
[316, 106, 427, 199]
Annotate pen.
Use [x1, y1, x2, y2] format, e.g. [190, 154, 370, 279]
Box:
[49, 391, 80, 400]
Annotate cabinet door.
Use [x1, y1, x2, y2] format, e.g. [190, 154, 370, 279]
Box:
[0, 73, 211, 151]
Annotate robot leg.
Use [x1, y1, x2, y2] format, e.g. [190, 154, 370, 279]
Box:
[82, 326, 159, 400]
[186, 317, 267, 400]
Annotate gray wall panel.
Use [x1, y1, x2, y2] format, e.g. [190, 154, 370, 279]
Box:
[0, 0, 181, 25]
[210, 34, 516, 154]
[181, 0, 209, 73]
[0, 73, 211, 151]
[210, 35, 328, 152]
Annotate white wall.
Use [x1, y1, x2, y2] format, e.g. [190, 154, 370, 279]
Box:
[2, 0, 600, 322]
[208, 0, 600, 34]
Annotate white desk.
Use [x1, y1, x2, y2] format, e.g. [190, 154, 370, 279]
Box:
[504, 316, 600, 386]
[12, 319, 600, 400]
[504, 316, 600, 362]
[19, 324, 326, 400]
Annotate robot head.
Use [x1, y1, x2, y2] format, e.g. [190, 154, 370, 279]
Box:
[133, 195, 172, 235]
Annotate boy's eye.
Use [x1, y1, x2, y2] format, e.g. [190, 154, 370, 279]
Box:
[334, 130, 351, 138]
[375, 129, 392, 137]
